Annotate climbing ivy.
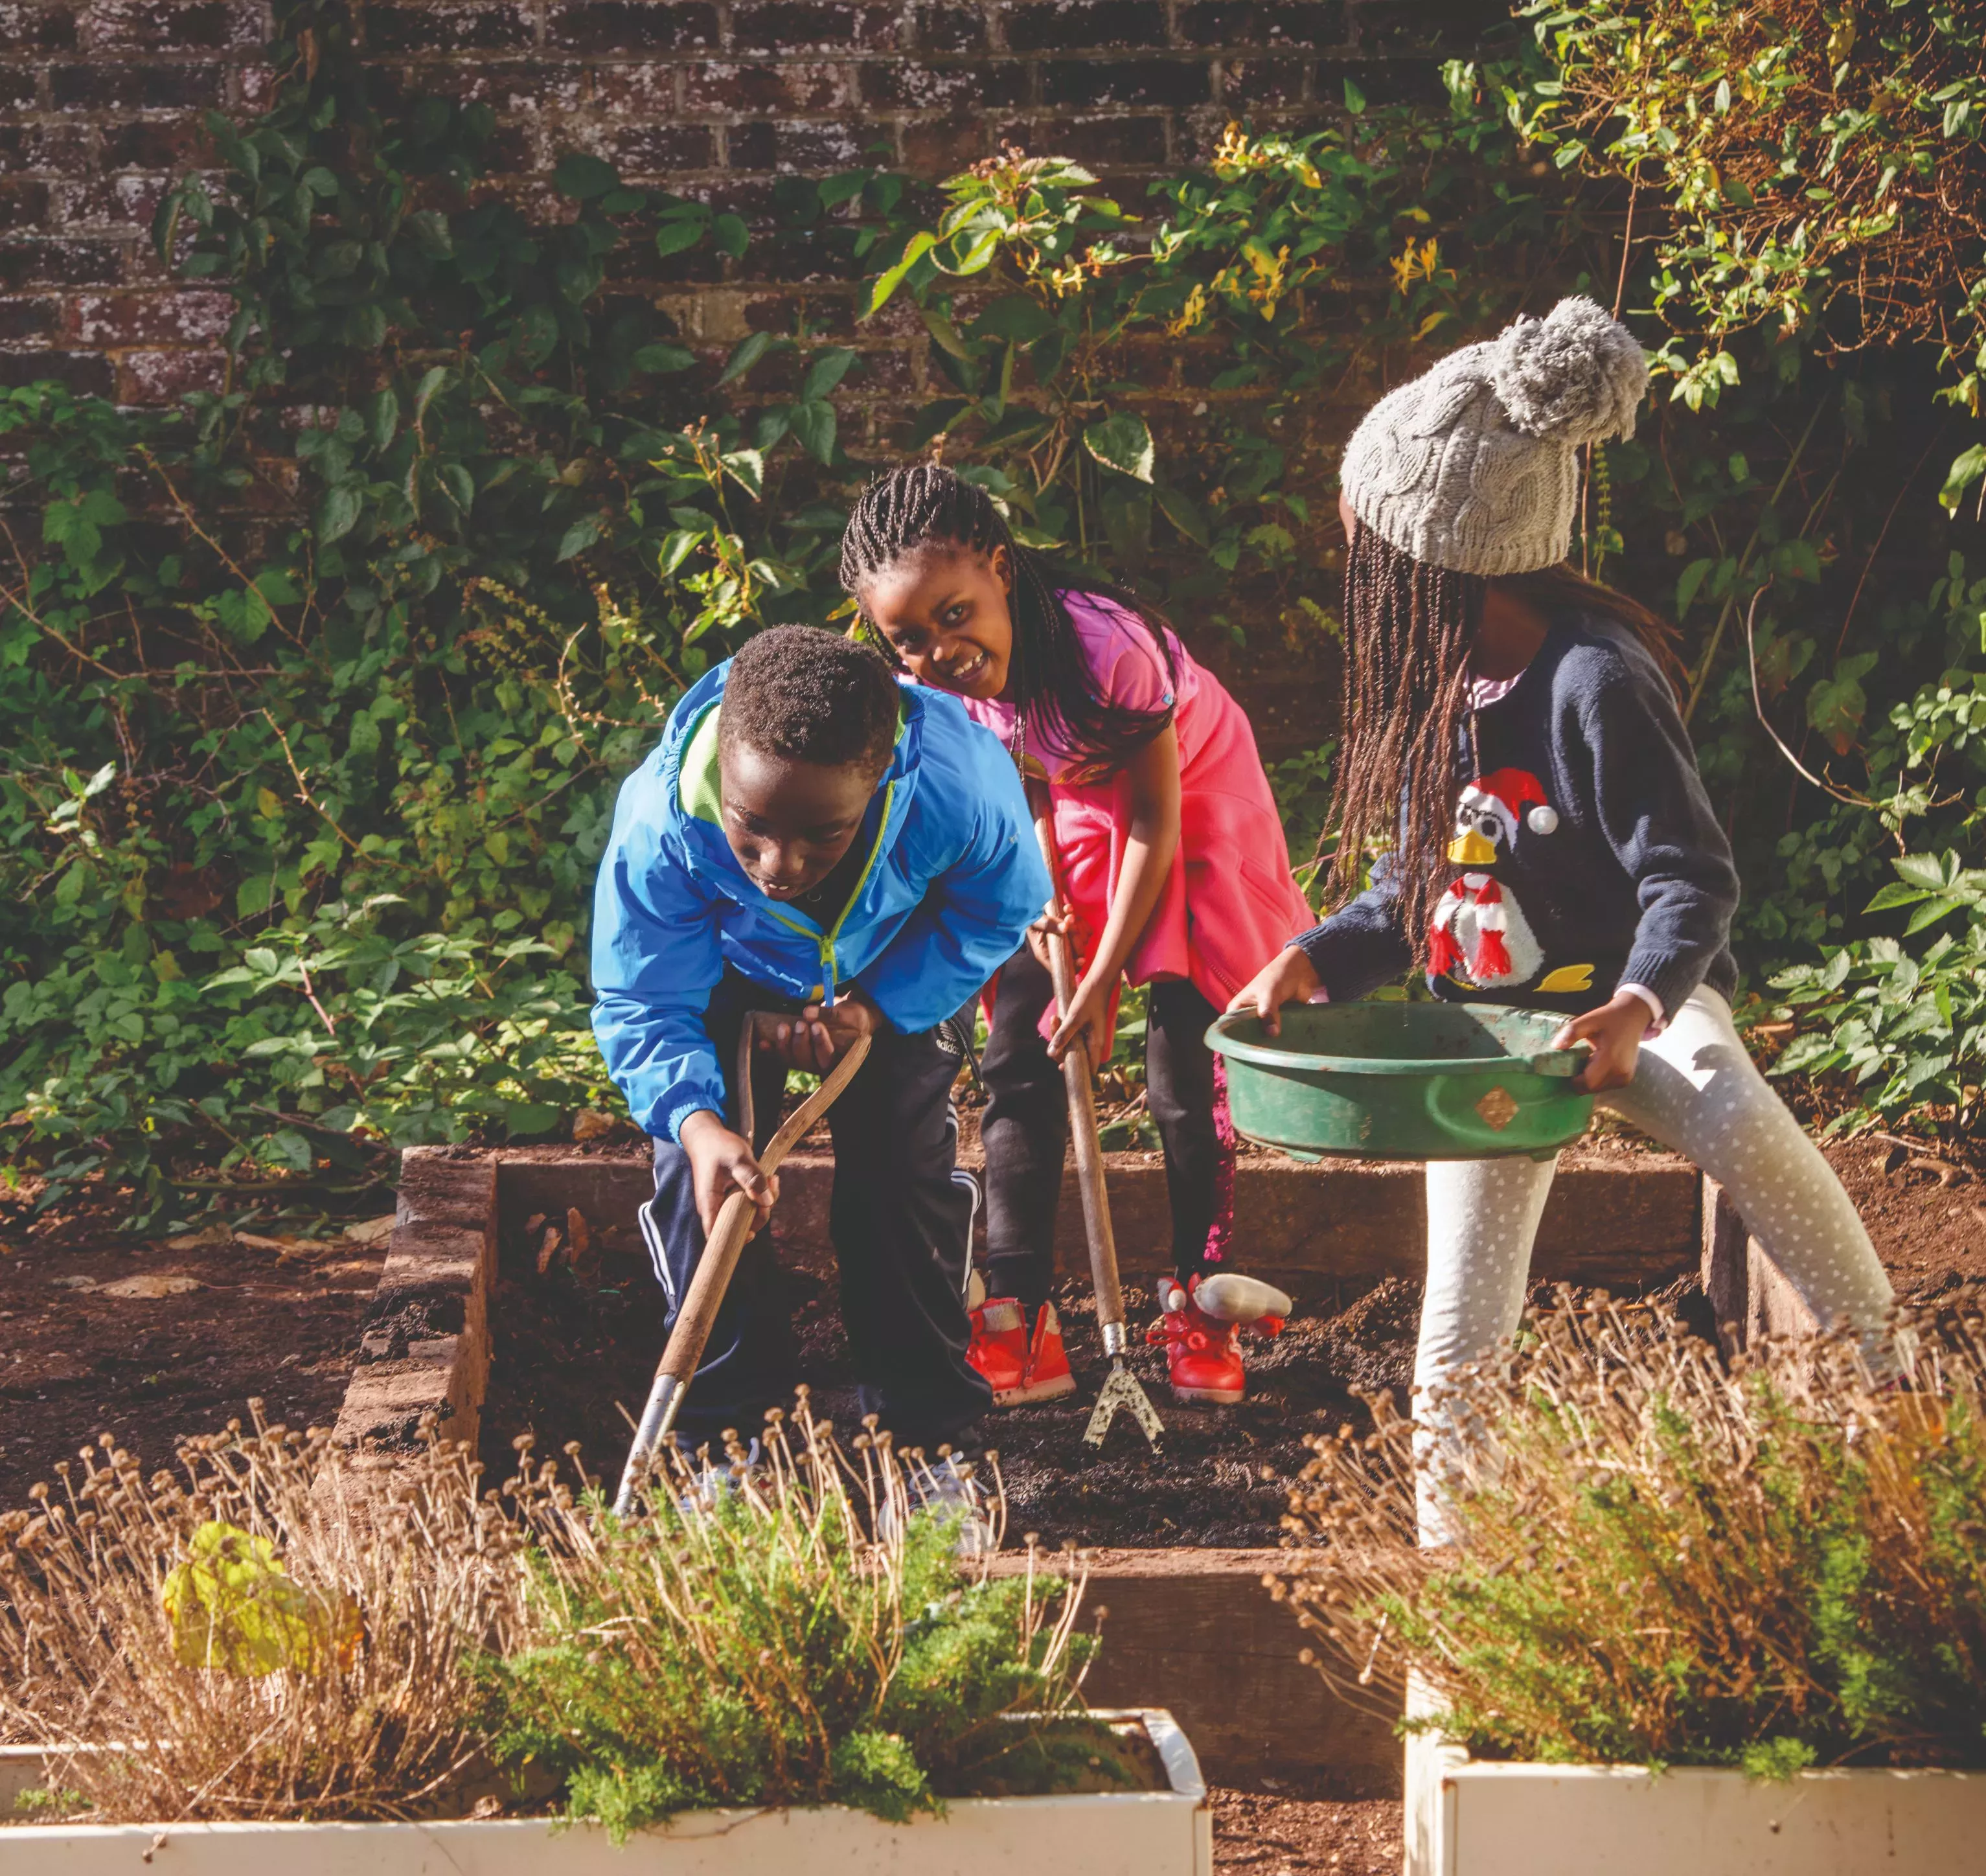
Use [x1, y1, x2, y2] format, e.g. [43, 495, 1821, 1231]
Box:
[5, 0, 1986, 1224]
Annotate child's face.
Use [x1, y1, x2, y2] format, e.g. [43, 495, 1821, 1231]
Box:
[858, 543, 1015, 702]
[719, 744, 878, 902]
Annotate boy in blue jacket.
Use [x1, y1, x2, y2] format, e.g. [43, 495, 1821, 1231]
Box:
[591, 626, 1049, 1452]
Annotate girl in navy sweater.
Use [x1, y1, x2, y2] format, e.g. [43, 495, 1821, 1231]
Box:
[1231, 298, 1896, 1543]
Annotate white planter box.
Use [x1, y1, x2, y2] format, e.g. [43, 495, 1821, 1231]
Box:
[0, 1710, 1209, 1876]
[1408, 1731, 1986, 1876]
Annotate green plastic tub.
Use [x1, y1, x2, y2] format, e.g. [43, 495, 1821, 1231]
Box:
[1205, 1002, 1595, 1162]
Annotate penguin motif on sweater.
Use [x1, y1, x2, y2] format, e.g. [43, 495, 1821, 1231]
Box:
[1426, 768, 1561, 991]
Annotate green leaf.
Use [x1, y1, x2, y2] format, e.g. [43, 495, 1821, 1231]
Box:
[556, 514, 604, 562]
[1805, 652, 1878, 755]
[918, 306, 973, 360]
[318, 485, 362, 544]
[1903, 895, 1969, 936]
[720, 449, 765, 499]
[973, 295, 1058, 345]
[654, 218, 706, 259]
[790, 400, 837, 465]
[1940, 444, 1986, 514]
[504, 1101, 564, 1136]
[1156, 485, 1209, 546]
[801, 347, 857, 401]
[1083, 412, 1156, 485]
[633, 341, 696, 374]
[553, 153, 619, 200]
[719, 331, 773, 386]
[1343, 77, 1367, 114]
[414, 366, 451, 422]
[657, 529, 701, 576]
[712, 213, 749, 260]
[1866, 882, 1932, 911]
[367, 387, 399, 453]
[1892, 852, 1952, 890]
[865, 231, 935, 315]
[1675, 556, 1715, 615]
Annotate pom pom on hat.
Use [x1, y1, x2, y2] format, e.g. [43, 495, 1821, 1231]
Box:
[1338, 295, 1649, 577]
[1492, 297, 1649, 446]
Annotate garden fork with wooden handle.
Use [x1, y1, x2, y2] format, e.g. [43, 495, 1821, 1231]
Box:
[613, 1014, 873, 1515]
[1030, 797, 1163, 1452]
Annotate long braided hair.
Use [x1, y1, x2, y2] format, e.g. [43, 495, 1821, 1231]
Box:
[1324, 521, 1486, 961]
[1325, 521, 1687, 964]
[839, 464, 1178, 771]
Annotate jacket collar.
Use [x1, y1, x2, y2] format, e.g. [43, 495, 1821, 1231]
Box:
[655, 661, 925, 908]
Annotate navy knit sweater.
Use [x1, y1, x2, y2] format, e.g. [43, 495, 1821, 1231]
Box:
[1294, 609, 1739, 1019]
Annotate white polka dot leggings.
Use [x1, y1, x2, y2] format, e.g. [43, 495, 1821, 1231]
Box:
[1413, 985, 1896, 1545]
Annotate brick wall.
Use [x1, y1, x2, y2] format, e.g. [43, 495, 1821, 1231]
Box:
[1, 0, 1499, 404]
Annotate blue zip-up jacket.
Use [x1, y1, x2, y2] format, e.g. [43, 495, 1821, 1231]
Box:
[591, 660, 1051, 1143]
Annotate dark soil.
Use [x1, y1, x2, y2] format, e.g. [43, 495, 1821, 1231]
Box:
[474, 1127, 1986, 1544]
[1214, 1785, 1405, 1875]
[0, 1213, 389, 1507]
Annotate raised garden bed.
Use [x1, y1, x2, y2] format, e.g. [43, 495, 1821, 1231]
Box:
[314, 1140, 1736, 1799]
[0, 1713, 1211, 1873]
[1406, 1734, 1986, 1876]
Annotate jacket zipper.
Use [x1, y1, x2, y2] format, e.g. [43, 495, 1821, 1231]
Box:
[756, 781, 895, 1007]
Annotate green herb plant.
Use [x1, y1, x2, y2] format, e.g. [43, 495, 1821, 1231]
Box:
[483, 1398, 1119, 1838]
[1282, 1300, 1986, 1770]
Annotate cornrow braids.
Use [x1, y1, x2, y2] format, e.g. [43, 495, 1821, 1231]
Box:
[839, 463, 1178, 771]
[1323, 521, 1485, 965]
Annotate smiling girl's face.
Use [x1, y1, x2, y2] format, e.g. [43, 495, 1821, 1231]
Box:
[856, 542, 1016, 702]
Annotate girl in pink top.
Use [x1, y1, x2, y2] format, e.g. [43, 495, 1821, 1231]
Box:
[840, 464, 1310, 1408]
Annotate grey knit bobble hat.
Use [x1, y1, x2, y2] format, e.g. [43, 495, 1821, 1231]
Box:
[1339, 296, 1649, 578]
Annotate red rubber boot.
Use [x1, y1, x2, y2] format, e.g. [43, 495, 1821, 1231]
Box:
[966, 1272, 1078, 1407]
[1147, 1273, 1292, 1406]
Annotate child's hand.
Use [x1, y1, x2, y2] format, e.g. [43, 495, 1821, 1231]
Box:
[1048, 970, 1114, 1068]
[1227, 947, 1323, 1037]
[1551, 992, 1650, 1093]
[1027, 900, 1075, 976]
[679, 1110, 779, 1235]
[757, 989, 880, 1072]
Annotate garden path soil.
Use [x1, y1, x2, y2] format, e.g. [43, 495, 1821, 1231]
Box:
[1213, 1785, 1404, 1875]
[0, 1211, 388, 1508]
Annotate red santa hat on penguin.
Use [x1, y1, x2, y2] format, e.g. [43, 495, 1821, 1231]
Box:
[1456, 768, 1558, 849]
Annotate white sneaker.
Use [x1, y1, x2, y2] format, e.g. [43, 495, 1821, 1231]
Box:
[878, 1453, 996, 1557]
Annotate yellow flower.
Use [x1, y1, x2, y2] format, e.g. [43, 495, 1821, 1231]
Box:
[1167, 284, 1210, 337]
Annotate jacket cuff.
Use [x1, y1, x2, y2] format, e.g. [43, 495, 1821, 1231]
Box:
[661, 1097, 719, 1145]
[1617, 949, 1706, 1028]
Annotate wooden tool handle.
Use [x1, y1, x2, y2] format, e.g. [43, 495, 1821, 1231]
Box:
[1031, 803, 1125, 1338]
[614, 1016, 874, 1512]
[653, 1020, 873, 1389]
